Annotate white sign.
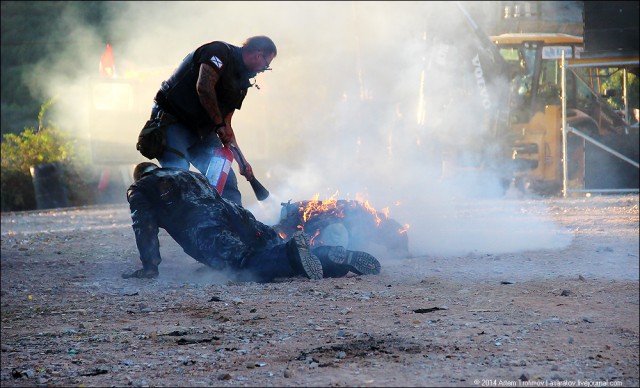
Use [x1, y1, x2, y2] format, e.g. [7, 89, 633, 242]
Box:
[542, 46, 574, 59]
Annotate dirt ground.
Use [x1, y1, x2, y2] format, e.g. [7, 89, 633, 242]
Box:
[1, 194, 638, 387]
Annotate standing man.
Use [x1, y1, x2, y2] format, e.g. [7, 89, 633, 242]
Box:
[122, 162, 382, 282]
[147, 35, 276, 206]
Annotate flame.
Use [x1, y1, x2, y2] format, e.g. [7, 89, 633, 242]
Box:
[277, 195, 406, 247]
[99, 43, 117, 78]
[298, 194, 387, 230]
[300, 192, 341, 223]
[362, 200, 382, 226]
[309, 229, 321, 245]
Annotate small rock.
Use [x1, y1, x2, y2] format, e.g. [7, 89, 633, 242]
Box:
[560, 289, 573, 296]
[218, 373, 232, 380]
[549, 373, 563, 381]
[1, 344, 14, 352]
[583, 316, 594, 323]
[519, 372, 529, 381]
[284, 369, 294, 378]
[606, 366, 619, 378]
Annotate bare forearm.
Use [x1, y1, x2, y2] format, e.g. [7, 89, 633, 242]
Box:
[196, 64, 224, 125]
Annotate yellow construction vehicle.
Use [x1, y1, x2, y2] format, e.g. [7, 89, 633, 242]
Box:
[423, 2, 638, 196]
[494, 32, 639, 195]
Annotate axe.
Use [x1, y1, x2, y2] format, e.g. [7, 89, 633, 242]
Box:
[228, 144, 270, 201]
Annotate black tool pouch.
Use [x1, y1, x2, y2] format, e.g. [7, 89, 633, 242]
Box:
[136, 117, 168, 160]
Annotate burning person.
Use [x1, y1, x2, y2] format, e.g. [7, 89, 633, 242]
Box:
[122, 162, 381, 282]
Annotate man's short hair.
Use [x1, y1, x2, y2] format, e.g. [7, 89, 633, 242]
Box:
[133, 162, 158, 181]
[242, 35, 277, 57]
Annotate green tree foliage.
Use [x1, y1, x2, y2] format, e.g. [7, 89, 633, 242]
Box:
[1, 99, 95, 212]
[601, 71, 639, 119]
[1, 1, 119, 135]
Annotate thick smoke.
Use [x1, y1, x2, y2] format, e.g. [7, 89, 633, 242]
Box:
[42, 1, 572, 258]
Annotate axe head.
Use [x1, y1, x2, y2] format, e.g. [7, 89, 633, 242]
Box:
[250, 178, 270, 201]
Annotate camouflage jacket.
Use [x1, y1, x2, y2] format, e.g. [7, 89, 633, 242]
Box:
[127, 168, 280, 270]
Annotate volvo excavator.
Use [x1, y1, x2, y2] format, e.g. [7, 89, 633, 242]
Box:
[422, 2, 638, 196]
[494, 32, 638, 194]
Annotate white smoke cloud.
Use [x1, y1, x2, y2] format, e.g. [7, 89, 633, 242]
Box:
[42, 1, 572, 258]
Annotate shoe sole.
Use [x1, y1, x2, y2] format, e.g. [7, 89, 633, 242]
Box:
[122, 269, 159, 279]
[326, 246, 381, 275]
[291, 232, 323, 280]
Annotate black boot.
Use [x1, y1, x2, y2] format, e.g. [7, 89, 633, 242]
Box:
[239, 232, 322, 282]
[312, 246, 381, 277]
[122, 265, 159, 279]
[286, 232, 323, 280]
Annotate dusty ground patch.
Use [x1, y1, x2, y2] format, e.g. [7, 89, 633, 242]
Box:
[1, 195, 638, 387]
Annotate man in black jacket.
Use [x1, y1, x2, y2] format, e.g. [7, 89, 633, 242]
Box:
[145, 36, 277, 206]
[122, 162, 381, 282]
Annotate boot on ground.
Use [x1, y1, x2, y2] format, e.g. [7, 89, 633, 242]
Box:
[312, 245, 381, 276]
[287, 231, 323, 280]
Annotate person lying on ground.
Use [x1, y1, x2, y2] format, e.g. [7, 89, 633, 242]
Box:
[122, 162, 381, 282]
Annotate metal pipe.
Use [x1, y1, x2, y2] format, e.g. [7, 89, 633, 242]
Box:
[566, 59, 640, 68]
[623, 67, 629, 128]
[567, 188, 639, 193]
[567, 126, 640, 168]
[561, 51, 568, 197]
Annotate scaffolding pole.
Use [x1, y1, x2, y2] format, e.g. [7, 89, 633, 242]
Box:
[560, 53, 640, 196]
[561, 51, 568, 197]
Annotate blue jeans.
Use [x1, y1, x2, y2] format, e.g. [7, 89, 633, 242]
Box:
[156, 120, 242, 206]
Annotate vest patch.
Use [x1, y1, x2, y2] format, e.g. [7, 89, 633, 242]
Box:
[210, 55, 223, 68]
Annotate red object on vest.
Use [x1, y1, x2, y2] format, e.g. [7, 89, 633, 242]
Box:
[205, 146, 234, 195]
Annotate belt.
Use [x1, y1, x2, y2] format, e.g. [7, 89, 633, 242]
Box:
[151, 103, 177, 123]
